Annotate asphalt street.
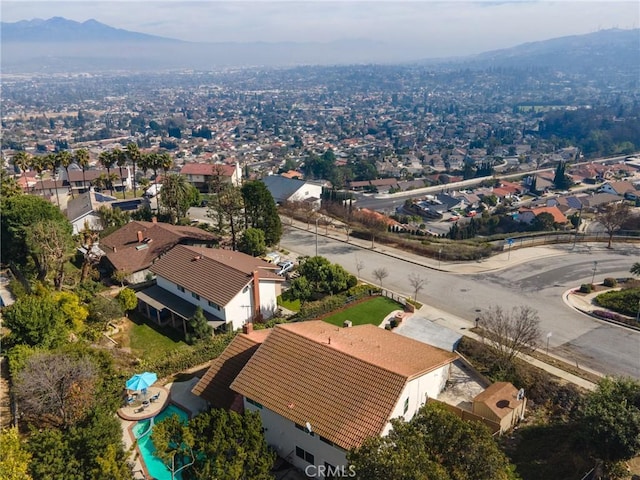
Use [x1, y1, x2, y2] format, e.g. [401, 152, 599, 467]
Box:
[279, 224, 640, 379]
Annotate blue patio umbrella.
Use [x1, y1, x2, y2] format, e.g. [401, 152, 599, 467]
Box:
[126, 372, 158, 392]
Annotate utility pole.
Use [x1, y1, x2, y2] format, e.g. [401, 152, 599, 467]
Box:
[315, 217, 320, 256]
[591, 260, 598, 285]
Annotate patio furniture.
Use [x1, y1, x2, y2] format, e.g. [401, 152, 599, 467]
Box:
[142, 400, 150, 409]
[149, 393, 160, 403]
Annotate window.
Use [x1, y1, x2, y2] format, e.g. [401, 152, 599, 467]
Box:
[295, 446, 314, 464]
[403, 397, 409, 414]
[208, 300, 220, 310]
[246, 398, 263, 409]
[191, 292, 200, 300]
[177, 285, 185, 293]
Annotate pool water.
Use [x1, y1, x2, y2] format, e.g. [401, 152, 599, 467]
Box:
[132, 404, 190, 480]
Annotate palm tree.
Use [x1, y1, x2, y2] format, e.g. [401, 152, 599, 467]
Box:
[99, 150, 116, 196]
[12, 151, 31, 190]
[161, 173, 191, 224]
[113, 147, 127, 199]
[92, 173, 108, 192]
[145, 152, 162, 211]
[159, 151, 173, 178]
[30, 155, 49, 200]
[126, 142, 141, 197]
[56, 150, 74, 199]
[631, 262, 640, 277]
[73, 148, 91, 193]
[47, 153, 62, 207]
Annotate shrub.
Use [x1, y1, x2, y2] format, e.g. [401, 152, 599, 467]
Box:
[296, 294, 347, 321]
[594, 288, 640, 317]
[603, 277, 618, 288]
[579, 283, 592, 294]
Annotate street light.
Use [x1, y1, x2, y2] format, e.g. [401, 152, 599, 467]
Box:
[546, 332, 552, 355]
[591, 260, 598, 285]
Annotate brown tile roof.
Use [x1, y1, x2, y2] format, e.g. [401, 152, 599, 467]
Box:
[68, 168, 130, 182]
[230, 321, 457, 450]
[519, 205, 568, 224]
[180, 163, 236, 177]
[473, 382, 523, 419]
[149, 245, 282, 307]
[101, 221, 218, 273]
[191, 330, 270, 409]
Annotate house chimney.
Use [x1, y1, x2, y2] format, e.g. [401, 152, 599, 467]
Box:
[152, 216, 157, 224]
[252, 270, 262, 322]
[137, 231, 144, 243]
[242, 323, 253, 334]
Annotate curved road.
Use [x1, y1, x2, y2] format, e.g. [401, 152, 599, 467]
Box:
[280, 225, 640, 379]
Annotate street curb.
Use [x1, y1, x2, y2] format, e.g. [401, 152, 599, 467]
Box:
[563, 288, 640, 332]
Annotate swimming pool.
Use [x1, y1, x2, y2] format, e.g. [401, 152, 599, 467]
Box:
[132, 404, 190, 480]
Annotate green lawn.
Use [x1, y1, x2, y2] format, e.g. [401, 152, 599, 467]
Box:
[122, 312, 190, 362]
[277, 295, 301, 312]
[322, 296, 403, 327]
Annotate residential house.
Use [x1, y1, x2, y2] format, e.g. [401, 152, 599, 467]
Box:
[580, 193, 624, 210]
[516, 206, 568, 225]
[180, 162, 242, 192]
[66, 190, 150, 234]
[262, 175, 324, 206]
[599, 180, 637, 199]
[137, 245, 284, 333]
[63, 167, 132, 195]
[193, 321, 458, 473]
[100, 219, 219, 284]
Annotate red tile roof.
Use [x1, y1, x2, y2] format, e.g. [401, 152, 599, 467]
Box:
[149, 245, 282, 307]
[180, 163, 236, 177]
[101, 221, 218, 273]
[230, 321, 457, 450]
[191, 330, 270, 409]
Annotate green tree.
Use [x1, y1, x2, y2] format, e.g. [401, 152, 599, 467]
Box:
[12, 151, 31, 190]
[87, 296, 124, 331]
[631, 262, 640, 276]
[73, 148, 91, 193]
[113, 147, 127, 199]
[1, 194, 68, 269]
[212, 184, 245, 250]
[578, 377, 640, 471]
[52, 290, 89, 334]
[27, 428, 82, 480]
[531, 212, 556, 231]
[25, 219, 75, 289]
[98, 151, 116, 195]
[187, 307, 213, 344]
[161, 173, 192, 224]
[287, 275, 313, 302]
[3, 294, 68, 348]
[151, 413, 195, 480]
[115, 288, 138, 314]
[125, 142, 141, 197]
[56, 150, 75, 198]
[553, 161, 571, 190]
[0, 427, 33, 480]
[348, 402, 518, 480]
[187, 408, 275, 480]
[241, 181, 282, 246]
[238, 227, 267, 257]
[1, 169, 23, 198]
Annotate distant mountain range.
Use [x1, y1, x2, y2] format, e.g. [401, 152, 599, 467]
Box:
[1, 17, 638, 73]
[1, 16, 181, 43]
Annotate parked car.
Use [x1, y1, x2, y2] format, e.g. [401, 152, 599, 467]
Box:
[276, 261, 295, 276]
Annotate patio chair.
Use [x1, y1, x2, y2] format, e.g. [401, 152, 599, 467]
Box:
[149, 393, 160, 403]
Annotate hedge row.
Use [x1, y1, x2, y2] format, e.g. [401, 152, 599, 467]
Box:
[143, 332, 236, 379]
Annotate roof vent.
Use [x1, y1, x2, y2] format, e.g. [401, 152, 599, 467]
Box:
[192, 255, 203, 261]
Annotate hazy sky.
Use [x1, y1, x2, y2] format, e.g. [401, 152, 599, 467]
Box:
[2, 1, 638, 56]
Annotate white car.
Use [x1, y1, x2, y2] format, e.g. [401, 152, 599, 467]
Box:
[276, 261, 295, 276]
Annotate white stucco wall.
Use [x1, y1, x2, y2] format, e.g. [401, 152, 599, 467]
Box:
[290, 183, 323, 202]
[381, 364, 451, 436]
[244, 400, 348, 476]
[155, 275, 279, 331]
[72, 213, 103, 235]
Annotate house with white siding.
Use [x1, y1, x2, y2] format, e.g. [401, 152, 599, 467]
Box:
[193, 321, 458, 475]
[136, 245, 283, 333]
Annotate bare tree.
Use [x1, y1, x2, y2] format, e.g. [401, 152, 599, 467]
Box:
[355, 254, 365, 280]
[479, 305, 542, 369]
[408, 273, 427, 301]
[595, 202, 630, 248]
[14, 352, 97, 428]
[373, 267, 389, 289]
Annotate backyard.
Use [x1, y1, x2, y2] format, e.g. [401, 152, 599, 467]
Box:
[321, 296, 403, 327]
